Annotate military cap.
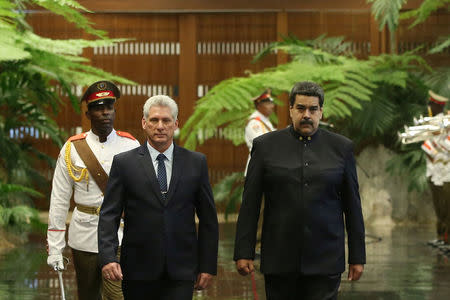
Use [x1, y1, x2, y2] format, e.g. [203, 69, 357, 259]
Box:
[252, 89, 274, 104]
[428, 90, 448, 106]
[81, 80, 120, 107]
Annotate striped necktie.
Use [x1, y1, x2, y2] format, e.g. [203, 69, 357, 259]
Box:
[156, 154, 168, 202]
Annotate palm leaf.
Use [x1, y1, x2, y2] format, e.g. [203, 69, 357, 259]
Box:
[399, 0, 450, 28]
[180, 35, 425, 150]
[367, 0, 407, 32]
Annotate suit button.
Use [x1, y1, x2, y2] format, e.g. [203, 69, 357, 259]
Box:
[304, 182, 308, 187]
[305, 162, 309, 166]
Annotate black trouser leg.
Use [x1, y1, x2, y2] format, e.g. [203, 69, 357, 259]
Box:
[122, 279, 194, 300]
[264, 273, 341, 300]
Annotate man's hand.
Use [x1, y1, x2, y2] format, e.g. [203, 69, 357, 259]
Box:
[194, 273, 213, 290]
[47, 254, 64, 271]
[102, 262, 123, 281]
[236, 259, 255, 276]
[348, 264, 364, 281]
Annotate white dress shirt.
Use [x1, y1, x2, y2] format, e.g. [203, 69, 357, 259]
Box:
[146, 141, 174, 188]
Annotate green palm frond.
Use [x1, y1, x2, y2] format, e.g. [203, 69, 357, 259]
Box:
[386, 146, 428, 192]
[181, 36, 423, 150]
[30, 0, 107, 38]
[22, 31, 129, 56]
[367, 0, 407, 32]
[347, 91, 397, 140]
[0, 204, 41, 232]
[253, 34, 352, 63]
[212, 172, 244, 220]
[26, 49, 137, 86]
[0, 182, 43, 199]
[423, 67, 450, 97]
[400, 0, 450, 28]
[428, 35, 450, 54]
[0, 0, 136, 85]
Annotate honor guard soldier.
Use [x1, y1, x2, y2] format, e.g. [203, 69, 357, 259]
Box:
[423, 90, 450, 252]
[47, 81, 140, 299]
[244, 89, 276, 175]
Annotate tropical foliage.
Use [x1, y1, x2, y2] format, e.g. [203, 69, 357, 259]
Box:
[181, 0, 448, 211]
[400, 0, 450, 54]
[180, 35, 427, 150]
[0, 0, 135, 233]
[367, 0, 407, 53]
[212, 172, 244, 220]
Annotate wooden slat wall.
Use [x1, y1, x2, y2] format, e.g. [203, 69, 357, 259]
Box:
[88, 14, 180, 142]
[195, 13, 278, 183]
[397, 9, 450, 66]
[23, 9, 449, 209]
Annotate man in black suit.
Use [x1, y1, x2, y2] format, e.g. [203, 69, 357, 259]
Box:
[98, 95, 219, 300]
[234, 81, 365, 300]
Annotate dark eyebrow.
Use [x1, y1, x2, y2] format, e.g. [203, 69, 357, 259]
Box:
[295, 104, 319, 109]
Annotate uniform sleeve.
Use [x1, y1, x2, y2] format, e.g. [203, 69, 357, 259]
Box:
[342, 142, 366, 265]
[234, 138, 264, 261]
[245, 120, 264, 149]
[195, 155, 219, 275]
[47, 143, 74, 256]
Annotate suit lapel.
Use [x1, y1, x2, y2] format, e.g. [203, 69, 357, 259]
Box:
[137, 144, 165, 205]
[165, 144, 182, 204]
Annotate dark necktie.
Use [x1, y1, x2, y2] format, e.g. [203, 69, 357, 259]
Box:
[156, 154, 168, 202]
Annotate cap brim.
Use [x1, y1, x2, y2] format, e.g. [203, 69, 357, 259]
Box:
[87, 98, 116, 107]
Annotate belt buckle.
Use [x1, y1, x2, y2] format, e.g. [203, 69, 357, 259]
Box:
[95, 206, 101, 216]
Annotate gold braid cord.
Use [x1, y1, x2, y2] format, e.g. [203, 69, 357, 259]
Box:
[65, 142, 89, 185]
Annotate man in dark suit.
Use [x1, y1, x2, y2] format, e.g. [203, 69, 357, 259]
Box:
[234, 81, 366, 300]
[98, 95, 219, 300]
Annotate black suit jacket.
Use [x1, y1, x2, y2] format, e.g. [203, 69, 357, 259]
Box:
[234, 127, 365, 275]
[98, 144, 219, 281]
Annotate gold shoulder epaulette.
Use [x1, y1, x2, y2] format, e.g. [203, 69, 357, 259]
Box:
[116, 131, 137, 140]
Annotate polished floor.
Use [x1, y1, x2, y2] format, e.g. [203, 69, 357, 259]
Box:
[0, 223, 449, 299]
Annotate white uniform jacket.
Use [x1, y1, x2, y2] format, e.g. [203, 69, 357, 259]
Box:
[47, 130, 140, 255]
[244, 110, 275, 175]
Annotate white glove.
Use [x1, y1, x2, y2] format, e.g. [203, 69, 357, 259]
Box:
[47, 254, 64, 270]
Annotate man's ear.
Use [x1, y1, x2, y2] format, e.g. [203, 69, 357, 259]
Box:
[85, 110, 91, 120]
[142, 117, 146, 129]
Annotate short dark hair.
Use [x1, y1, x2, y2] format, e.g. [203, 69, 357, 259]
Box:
[289, 81, 324, 107]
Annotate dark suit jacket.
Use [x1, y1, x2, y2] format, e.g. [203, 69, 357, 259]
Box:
[98, 143, 219, 281]
[234, 127, 365, 275]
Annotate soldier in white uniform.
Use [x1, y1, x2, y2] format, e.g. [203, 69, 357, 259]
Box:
[244, 90, 275, 175]
[422, 90, 450, 251]
[47, 81, 140, 300]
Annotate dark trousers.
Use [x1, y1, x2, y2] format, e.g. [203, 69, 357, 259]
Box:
[264, 273, 341, 300]
[122, 277, 194, 300]
[430, 182, 450, 241]
[71, 248, 102, 300]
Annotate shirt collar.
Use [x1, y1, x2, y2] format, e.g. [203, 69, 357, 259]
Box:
[146, 141, 174, 162]
[87, 129, 116, 144]
[288, 125, 321, 142]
